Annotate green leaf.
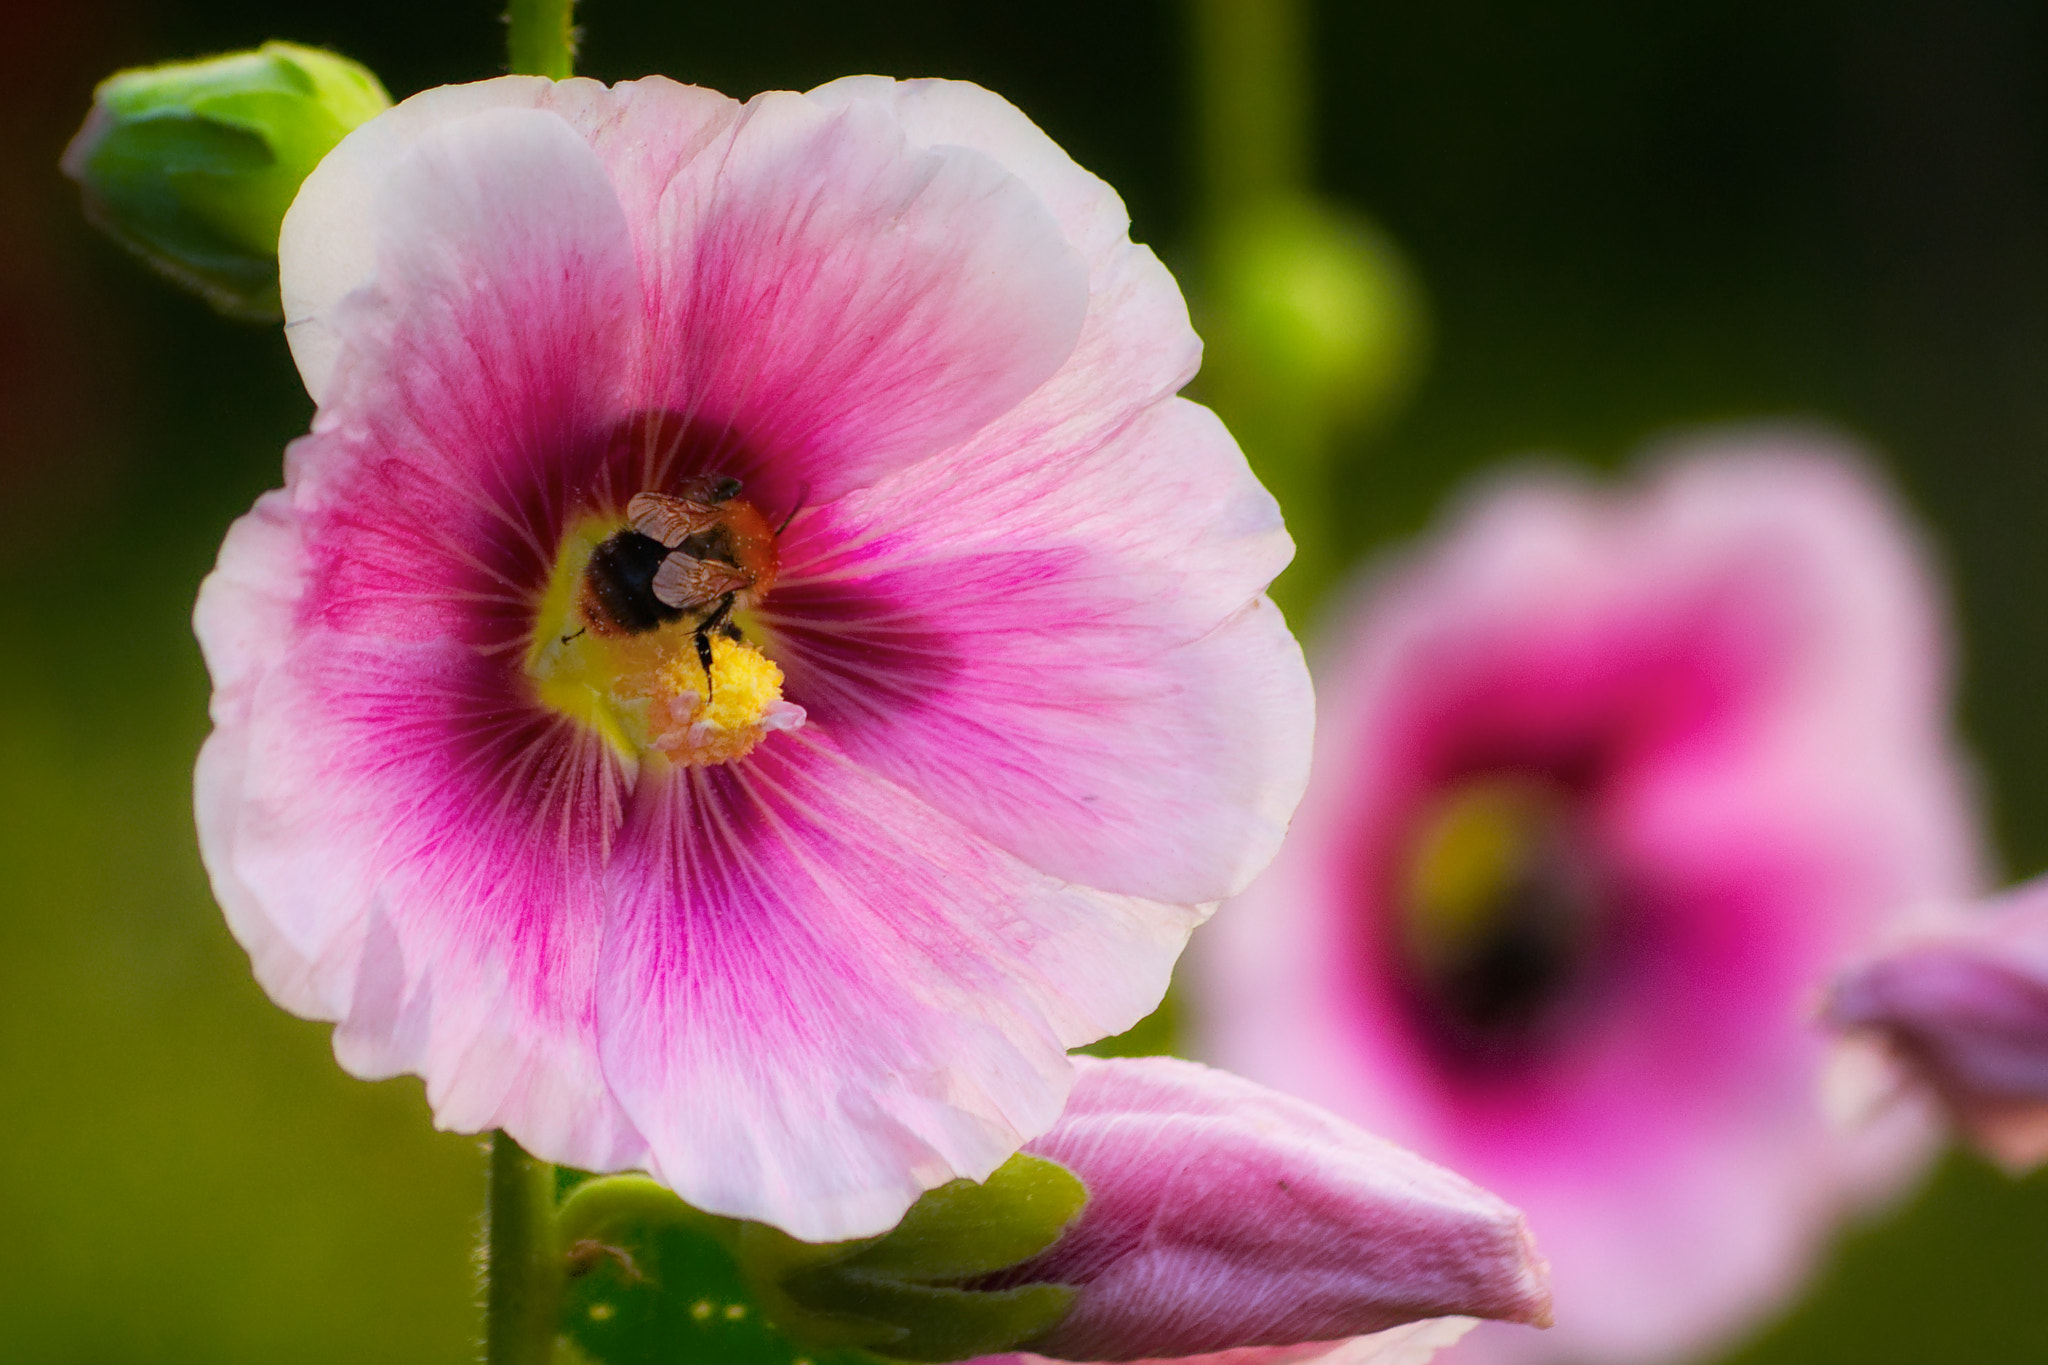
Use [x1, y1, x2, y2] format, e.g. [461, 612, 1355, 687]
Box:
[830, 1154, 1088, 1283]
[554, 1176, 883, 1365]
[553, 1156, 1088, 1365]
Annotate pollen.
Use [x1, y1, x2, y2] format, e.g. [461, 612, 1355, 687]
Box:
[638, 634, 806, 766]
[525, 516, 805, 768]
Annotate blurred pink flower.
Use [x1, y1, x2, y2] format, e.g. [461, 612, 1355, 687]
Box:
[194, 74, 1310, 1241]
[981, 1055, 1551, 1365]
[1193, 439, 1983, 1364]
[1826, 880, 2048, 1171]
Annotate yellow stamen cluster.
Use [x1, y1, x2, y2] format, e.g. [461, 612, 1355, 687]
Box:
[631, 634, 801, 766]
[1401, 778, 1564, 971]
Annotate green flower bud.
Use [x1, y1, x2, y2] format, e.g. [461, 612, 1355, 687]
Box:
[61, 42, 390, 320]
[1205, 195, 1428, 432]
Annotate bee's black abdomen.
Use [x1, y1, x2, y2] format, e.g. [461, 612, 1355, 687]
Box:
[585, 530, 686, 634]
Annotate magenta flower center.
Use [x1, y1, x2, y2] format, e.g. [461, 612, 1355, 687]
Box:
[1393, 775, 1608, 1072]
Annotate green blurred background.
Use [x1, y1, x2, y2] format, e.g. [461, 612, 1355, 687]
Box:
[6, 1, 2048, 1360]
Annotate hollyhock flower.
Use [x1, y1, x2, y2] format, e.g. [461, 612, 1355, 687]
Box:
[1192, 439, 1983, 1364]
[194, 73, 1309, 1241]
[981, 1056, 1551, 1365]
[1826, 880, 2048, 1170]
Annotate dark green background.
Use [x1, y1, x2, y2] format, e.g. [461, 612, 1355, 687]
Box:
[5, 2, 2047, 1360]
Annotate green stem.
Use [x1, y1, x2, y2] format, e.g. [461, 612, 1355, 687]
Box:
[1189, 0, 1331, 617]
[506, 0, 578, 79]
[486, 1131, 561, 1365]
[1190, 0, 1309, 215]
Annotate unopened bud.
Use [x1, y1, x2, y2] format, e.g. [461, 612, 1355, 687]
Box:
[62, 41, 389, 319]
[1826, 883, 2048, 1172]
[1205, 196, 1428, 432]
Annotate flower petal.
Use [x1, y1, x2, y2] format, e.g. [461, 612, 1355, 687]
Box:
[1008, 1057, 1549, 1362]
[630, 89, 1091, 506]
[764, 397, 1308, 904]
[981, 1317, 1478, 1365]
[203, 105, 658, 1172]
[294, 105, 640, 532]
[1827, 881, 2048, 1170]
[282, 75, 737, 406]
[810, 80, 1206, 502]
[195, 490, 322, 1011]
[592, 733, 1202, 1242]
[805, 77, 1134, 274]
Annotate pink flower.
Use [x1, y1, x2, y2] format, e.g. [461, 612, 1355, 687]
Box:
[1826, 880, 2048, 1171]
[194, 74, 1310, 1241]
[983, 1056, 1552, 1365]
[1191, 440, 1983, 1364]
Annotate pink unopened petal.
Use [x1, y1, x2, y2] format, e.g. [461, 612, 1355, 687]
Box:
[1827, 880, 2048, 1169]
[593, 737, 1201, 1242]
[1000, 1058, 1547, 1362]
[980, 1318, 1479, 1365]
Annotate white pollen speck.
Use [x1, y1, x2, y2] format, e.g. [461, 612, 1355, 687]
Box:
[691, 1299, 715, 1321]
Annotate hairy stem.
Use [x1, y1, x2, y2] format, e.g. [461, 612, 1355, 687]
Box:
[507, 0, 578, 79]
[486, 1131, 561, 1365]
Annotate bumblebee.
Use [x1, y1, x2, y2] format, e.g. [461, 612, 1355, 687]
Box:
[578, 474, 783, 680]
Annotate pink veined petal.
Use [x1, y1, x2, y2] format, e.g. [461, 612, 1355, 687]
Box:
[203, 105, 656, 1172]
[282, 75, 738, 406]
[592, 733, 1201, 1242]
[978, 1318, 1479, 1365]
[195, 490, 322, 1012]
[805, 77, 1134, 273]
[807, 81, 1207, 503]
[630, 89, 1091, 509]
[289, 105, 641, 651]
[225, 619, 645, 1171]
[1003, 1058, 1548, 1362]
[762, 397, 1308, 904]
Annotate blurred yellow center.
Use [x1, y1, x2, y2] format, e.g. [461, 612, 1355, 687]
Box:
[1401, 777, 1566, 972]
[523, 517, 802, 768]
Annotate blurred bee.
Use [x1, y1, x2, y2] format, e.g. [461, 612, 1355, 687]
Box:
[578, 474, 784, 681]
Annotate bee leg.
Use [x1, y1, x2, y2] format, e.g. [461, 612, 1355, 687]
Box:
[694, 593, 738, 698]
[694, 626, 716, 695]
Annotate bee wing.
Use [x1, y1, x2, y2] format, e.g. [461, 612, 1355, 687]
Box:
[652, 554, 753, 610]
[629, 492, 724, 547]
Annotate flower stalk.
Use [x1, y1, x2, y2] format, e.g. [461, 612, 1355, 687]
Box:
[487, 1131, 562, 1365]
[1186, 0, 1425, 616]
[1190, 0, 1308, 215]
[507, 0, 578, 79]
